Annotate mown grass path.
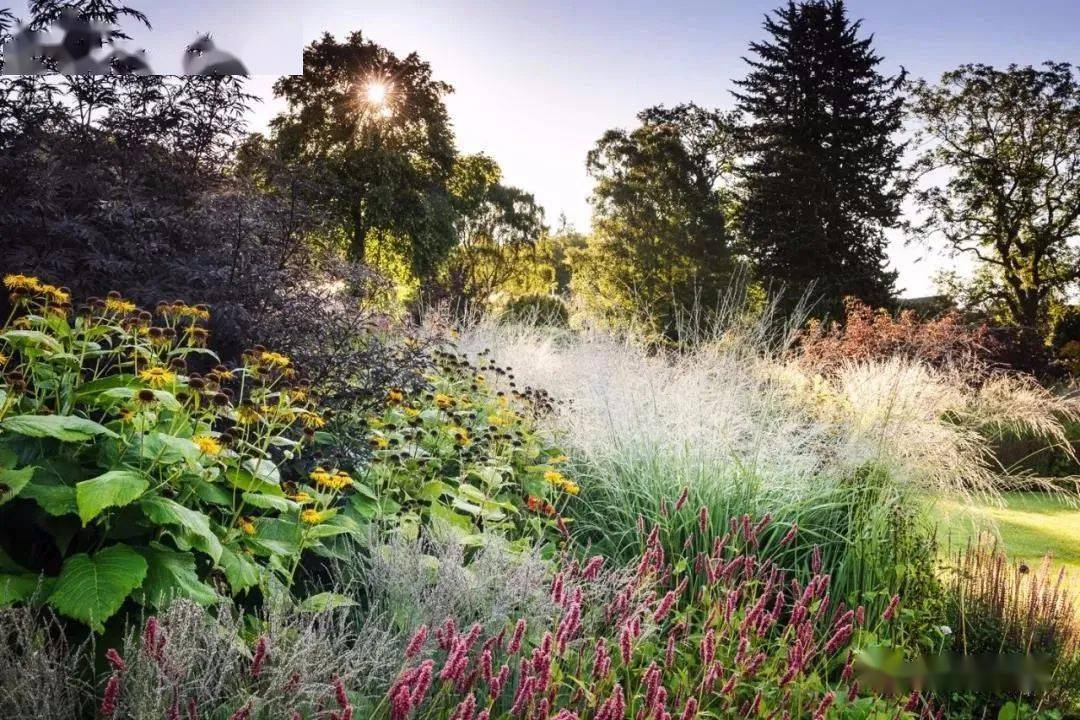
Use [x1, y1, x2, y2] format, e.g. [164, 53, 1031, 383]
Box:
[936, 491, 1080, 597]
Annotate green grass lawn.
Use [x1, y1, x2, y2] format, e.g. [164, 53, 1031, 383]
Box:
[936, 491, 1080, 597]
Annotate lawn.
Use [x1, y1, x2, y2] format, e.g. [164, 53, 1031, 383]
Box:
[936, 491, 1080, 596]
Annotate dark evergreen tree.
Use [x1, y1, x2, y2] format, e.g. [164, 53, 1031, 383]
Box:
[734, 0, 904, 315]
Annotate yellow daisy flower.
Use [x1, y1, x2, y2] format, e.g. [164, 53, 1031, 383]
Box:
[259, 351, 291, 368]
[104, 297, 137, 314]
[193, 434, 222, 456]
[139, 366, 176, 388]
[434, 393, 454, 409]
[300, 509, 326, 525]
[301, 412, 327, 429]
[386, 388, 405, 405]
[39, 284, 70, 303]
[235, 404, 262, 425]
[3, 273, 41, 291]
[543, 470, 565, 486]
[311, 468, 352, 491]
[289, 491, 314, 505]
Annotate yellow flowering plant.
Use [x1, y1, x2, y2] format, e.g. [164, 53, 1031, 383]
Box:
[0, 276, 358, 632]
[345, 346, 574, 548]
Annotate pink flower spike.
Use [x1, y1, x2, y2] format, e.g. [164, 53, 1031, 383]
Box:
[251, 635, 269, 678]
[652, 591, 677, 622]
[674, 487, 689, 511]
[508, 618, 527, 654]
[105, 648, 126, 672]
[405, 625, 428, 659]
[99, 674, 121, 718]
[882, 594, 901, 622]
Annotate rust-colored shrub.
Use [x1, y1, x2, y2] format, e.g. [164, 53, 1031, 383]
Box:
[797, 297, 990, 372]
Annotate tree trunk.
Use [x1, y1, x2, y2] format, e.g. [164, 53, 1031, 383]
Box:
[351, 210, 366, 263]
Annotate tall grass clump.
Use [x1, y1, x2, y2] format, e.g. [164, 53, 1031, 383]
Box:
[455, 302, 1078, 620]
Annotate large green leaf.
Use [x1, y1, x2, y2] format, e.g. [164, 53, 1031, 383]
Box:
[0, 466, 35, 506]
[2, 414, 117, 442]
[75, 470, 149, 525]
[48, 544, 147, 632]
[0, 329, 62, 353]
[0, 548, 42, 606]
[217, 544, 262, 595]
[133, 545, 219, 608]
[20, 482, 77, 516]
[73, 374, 138, 402]
[139, 496, 222, 562]
[225, 467, 285, 497]
[249, 518, 302, 558]
[133, 432, 201, 465]
[0, 573, 41, 605]
[241, 492, 299, 513]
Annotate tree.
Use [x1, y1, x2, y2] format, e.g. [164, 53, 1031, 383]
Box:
[439, 153, 546, 305]
[908, 62, 1080, 336]
[734, 0, 904, 315]
[580, 103, 740, 336]
[271, 31, 458, 278]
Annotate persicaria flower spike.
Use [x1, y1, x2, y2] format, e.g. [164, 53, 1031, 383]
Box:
[406, 625, 428, 659]
[882, 594, 900, 622]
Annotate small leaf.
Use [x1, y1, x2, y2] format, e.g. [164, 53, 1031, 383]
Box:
[0, 466, 35, 506]
[48, 544, 147, 633]
[298, 592, 357, 612]
[75, 470, 149, 525]
[2, 414, 117, 442]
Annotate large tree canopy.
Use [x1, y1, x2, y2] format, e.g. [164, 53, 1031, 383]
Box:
[735, 0, 905, 315]
[908, 62, 1080, 336]
[578, 103, 740, 336]
[271, 31, 458, 278]
[438, 153, 546, 305]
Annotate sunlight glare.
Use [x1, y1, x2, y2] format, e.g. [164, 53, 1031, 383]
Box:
[365, 80, 389, 106]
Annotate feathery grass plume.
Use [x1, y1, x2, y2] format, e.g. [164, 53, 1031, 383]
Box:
[0, 606, 90, 720]
[100, 597, 402, 719]
[454, 302, 1077, 622]
[331, 534, 556, 638]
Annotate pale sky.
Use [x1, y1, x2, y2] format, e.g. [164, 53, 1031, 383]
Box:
[72, 0, 1080, 297]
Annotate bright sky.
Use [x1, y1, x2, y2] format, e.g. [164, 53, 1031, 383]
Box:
[75, 0, 1080, 297]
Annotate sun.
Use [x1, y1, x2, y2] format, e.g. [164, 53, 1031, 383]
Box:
[364, 80, 389, 106]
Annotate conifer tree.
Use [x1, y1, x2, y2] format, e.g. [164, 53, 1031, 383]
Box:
[734, 0, 905, 315]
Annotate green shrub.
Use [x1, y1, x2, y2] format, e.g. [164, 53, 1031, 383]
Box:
[346, 345, 571, 547]
[0, 274, 361, 632]
[500, 293, 570, 327]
